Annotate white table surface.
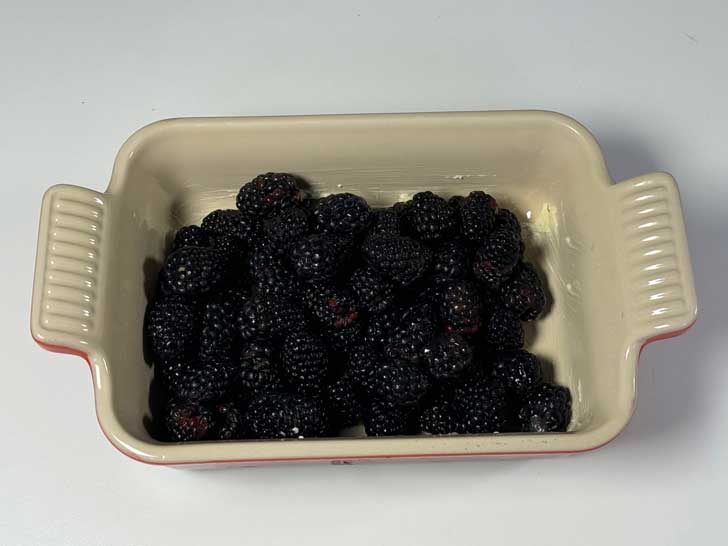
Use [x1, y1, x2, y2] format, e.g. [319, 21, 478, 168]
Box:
[1, 1, 725, 544]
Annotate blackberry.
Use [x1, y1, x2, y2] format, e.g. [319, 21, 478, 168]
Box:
[159, 246, 226, 296]
[145, 297, 199, 364]
[418, 395, 456, 435]
[238, 295, 304, 341]
[384, 304, 434, 362]
[349, 267, 395, 314]
[245, 392, 328, 439]
[314, 193, 372, 237]
[238, 352, 281, 396]
[431, 240, 469, 282]
[236, 172, 301, 217]
[363, 307, 400, 350]
[248, 247, 299, 300]
[160, 360, 231, 402]
[452, 376, 514, 433]
[201, 208, 258, 242]
[172, 225, 209, 251]
[262, 207, 309, 254]
[199, 299, 238, 362]
[212, 401, 244, 440]
[327, 373, 361, 428]
[500, 262, 546, 320]
[484, 307, 524, 351]
[163, 400, 215, 442]
[404, 191, 457, 243]
[472, 229, 520, 288]
[494, 208, 521, 242]
[491, 349, 543, 395]
[364, 403, 410, 437]
[517, 383, 571, 432]
[290, 234, 341, 281]
[302, 284, 361, 332]
[209, 233, 247, 264]
[280, 331, 329, 395]
[348, 344, 380, 389]
[362, 234, 431, 285]
[370, 208, 401, 236]
[458, 191, 498, 244]
[422, 334, 473, 380]
[438, 281, 482, 335]
[363, 361, 429, 407]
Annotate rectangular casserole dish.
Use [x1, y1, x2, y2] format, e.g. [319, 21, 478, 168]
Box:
[30, 111, 697, 466]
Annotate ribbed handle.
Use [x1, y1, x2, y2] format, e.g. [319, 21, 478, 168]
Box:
[611, 172, 697, 344]
[31, 184, 110, 356]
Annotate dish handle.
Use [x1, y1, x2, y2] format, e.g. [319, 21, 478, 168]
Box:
[30, 184, 110, 359]
[611, 172, 698, 345]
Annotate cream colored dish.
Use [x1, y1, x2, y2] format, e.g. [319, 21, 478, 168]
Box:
[31, 111, 697, 466]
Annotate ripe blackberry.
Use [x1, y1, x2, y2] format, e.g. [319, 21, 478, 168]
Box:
[484, 307, 524, 351]
[422, 334, 473, 380]
[363, 360, 429, 407]
[201, 208, 258, 242]
[452, 376, 514, 433]
[363, 307, 400, 350]
[500, 262, 546, 320]
[209, 233, 247, 265]
[348, 344, 380, 389]
[472, 229, 520, 288]
[314, 193, 372, 237]
[404, 191, 457, 243]
[418, 395, 456, 435]
[245, 393, 329, 439]
[290, 234, 341, 281]
[236, 172, 301, 217]
[349, 267, 395, 314]
[362, 234, 431, 285]
[212, 401, 244, 440]
[248, 247, 299, 300]
[327, 373, 361, 428]
[238, 295, 304, 341]
[384, 304, 434, 362]
[145, 297, 199, 364]
[370, 208, 401, 236]
[280, 331, 329, 395]
[438, 281, 482, 335]
[494, 208, 522, 242]
[517, 383, 571, 432]
[262, 207, 309, 254]
[238, 352, 281, 396]
[172, 225, 209, 251]
[364, 402, 410, 437]
[160, 360, 231, 402]
[199, 299, 238, 362]
[163, 400, 215, 441]
[302, 284, 361, 332]
[431, 240, 469, 282]
[491, 349, 543, 395]
[159, 246, 226, 296]
[458, 191, 498, 244]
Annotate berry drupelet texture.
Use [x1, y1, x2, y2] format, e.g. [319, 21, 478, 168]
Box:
[349, 267, 395, 314]
[160, 360, 232, 403]
[404, 191, 457, 243]
[159, 246, 227, 296]
[491, 349, 543, 395]
[422, 334, 473, 380]
[201, 208, 258, 242]
[326, 373, 361, 428]
[472, 228, 521, 288]
[517, 383, 571, 432]
[484, 307, 524, 351]
[262, 207, 310, 254]
[280, 331, 329, 395]
[364, 403, 411, 437]
[236, 172, 301, 217]
[163, 400, 216, 442]
[458, 191, 498, 244]
[245, 392, 328, 439]
[145, 297, 199, 364]
[500, 262, 546, 320]
[438, 281, 482, 335]
[452, 376, 514, 433]
[384, 304, 435, 362]
[314, 193, 372, 237]
[290, 234, 341, 281]
[171, 225, 209, 251]
[362, 234, 432, 286]
[362, 360, 429, 407]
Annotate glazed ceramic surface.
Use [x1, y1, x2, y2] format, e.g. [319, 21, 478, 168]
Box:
[31, 112, 697, 465]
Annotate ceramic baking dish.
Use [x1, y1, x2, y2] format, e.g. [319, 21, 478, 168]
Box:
[30, 111, 697, 466]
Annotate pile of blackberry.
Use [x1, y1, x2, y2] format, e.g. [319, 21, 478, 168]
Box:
[145, 173, 571, 441]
